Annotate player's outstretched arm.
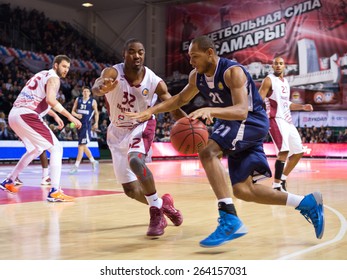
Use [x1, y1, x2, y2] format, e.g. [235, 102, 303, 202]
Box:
[46, 77, 82, 129]
[126, 70, 199, 122]
[92, 67, 118, 96]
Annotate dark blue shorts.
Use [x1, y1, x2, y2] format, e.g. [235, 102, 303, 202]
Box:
[78, 123, 91, 145]
[210, 111, 272, 185]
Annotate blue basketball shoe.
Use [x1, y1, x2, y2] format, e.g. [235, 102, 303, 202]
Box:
[200, 210, 248, 247]
[296, 192, 324, 239]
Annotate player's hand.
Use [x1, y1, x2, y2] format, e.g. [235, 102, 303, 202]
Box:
[69, 116, 82, 129]
[188, 108, 214, 125]
[125, 111, 152, 123]
[99, 78, 118, 93]
[54, 115, 65, 130]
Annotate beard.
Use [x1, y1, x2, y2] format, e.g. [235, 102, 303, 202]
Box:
[56, 68, 67, 78]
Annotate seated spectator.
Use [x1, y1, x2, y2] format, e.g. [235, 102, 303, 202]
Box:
[325, 127, 333, 142]
[57, 89, 66, 104]
[90, 128, 99, 142]
[59, 123, 76, 141]
[99, 119, 108, 135]
[337, 131, 344, 143]
[0, 121, 8, 139]
[49, 123, 61, 138]
[97, 119, 108, 148]
[160, 130, 171, 143]
[0, 111, 6, 125]
[343, 129, 347, 143]
[154, 127, 164, 142]
[0, 121, 17, 140]
[71, 84, 81, 99]
[318, 135, 329, 143]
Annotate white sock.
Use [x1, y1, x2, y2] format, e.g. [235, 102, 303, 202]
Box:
[286, 193, 305, 208]
[89, 157, 95, 163]
[218, 198, 233, 204]
[75, 161, 80, 168]
[281, 174, 287, 181]
[272, 182, 282, 189]
[145, 193, 163, 208]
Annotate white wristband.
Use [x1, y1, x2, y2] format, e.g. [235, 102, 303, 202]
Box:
[53, 103, 64, 113]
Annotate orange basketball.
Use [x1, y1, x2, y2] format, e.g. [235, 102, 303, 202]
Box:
[170, 117, 209, 154]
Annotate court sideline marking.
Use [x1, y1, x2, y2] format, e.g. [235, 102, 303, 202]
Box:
[277, 205, 347, 259]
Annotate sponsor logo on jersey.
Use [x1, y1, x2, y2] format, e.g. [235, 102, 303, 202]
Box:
[142, 88, 149, 96]
[20, 92, 34, 100]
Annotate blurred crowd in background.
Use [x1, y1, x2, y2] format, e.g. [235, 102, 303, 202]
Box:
[1, 3, 347, 147]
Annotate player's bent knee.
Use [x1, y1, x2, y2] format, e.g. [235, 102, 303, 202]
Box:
[31, 148, 43, 159]
[198, 147, 216, 162]
[232, 184, 252, 201]
[122, 182, 141, 200]
[232, 186, 242, 199]
[48, 143, 63, 156]
[123, 186, 137, 199]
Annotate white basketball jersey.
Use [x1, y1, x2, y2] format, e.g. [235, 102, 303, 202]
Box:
[105, 63, 161, 127]
[266, 73, 292, 123]
[13, 69, 59, 117]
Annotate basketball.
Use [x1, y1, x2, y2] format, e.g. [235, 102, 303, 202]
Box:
[170, 117, 209, 154]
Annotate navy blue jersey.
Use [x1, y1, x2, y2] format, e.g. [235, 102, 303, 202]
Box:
[196, 57, 264, 112]
[76, 97, 95, 126]
[76, 97, 95, 145]
[196, 57, 271, 185]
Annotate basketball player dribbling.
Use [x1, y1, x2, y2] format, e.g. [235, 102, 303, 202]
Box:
[127, 36, 324, 247]
[258, 57, 313, 192]
[92, 38, 186, 237]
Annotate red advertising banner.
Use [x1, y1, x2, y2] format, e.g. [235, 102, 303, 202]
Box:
[151, 142, 347, 158]
[166, 0, 347, 110]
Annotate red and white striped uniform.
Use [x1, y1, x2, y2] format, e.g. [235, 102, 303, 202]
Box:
[266, 73, 292, 124]
[265, 74, 303, 155]
[8, 69, 62, 188]
[105, 63, 160, 128]
[105, 63, 162, 184]
[13, 69, 58, 117]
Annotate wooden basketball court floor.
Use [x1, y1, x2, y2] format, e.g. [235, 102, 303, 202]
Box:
[0, 157, 346, 260]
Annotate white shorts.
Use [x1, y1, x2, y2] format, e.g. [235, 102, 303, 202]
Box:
[269, 117, 303, 156]
[9, 107, 60, 153]
[107, 119, 156, 184]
